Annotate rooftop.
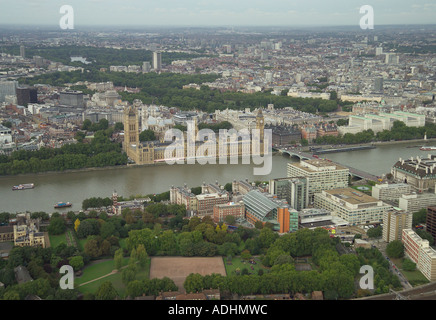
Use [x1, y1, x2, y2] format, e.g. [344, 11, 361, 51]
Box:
[325, 188, 381, 205]
[290, 159, 348, 173]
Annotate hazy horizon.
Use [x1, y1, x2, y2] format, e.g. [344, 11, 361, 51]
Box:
[0, 0, 435, 28]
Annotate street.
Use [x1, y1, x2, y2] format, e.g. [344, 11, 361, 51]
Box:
[368, 238, 412, 290]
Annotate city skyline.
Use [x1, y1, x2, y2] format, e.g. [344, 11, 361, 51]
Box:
[0, 0, 435, 27]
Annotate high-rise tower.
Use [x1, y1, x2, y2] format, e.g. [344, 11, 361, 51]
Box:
[153, 51, 162, 71]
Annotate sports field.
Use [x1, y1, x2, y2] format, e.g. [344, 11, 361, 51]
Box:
[149, 257, 226, 292]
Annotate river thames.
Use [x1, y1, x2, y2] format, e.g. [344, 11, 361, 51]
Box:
[1, 140, 435, 214]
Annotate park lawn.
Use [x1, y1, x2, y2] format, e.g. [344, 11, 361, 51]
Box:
[75, 258, 128, 286]
[351, 185, 373, 194]
[224, 256, 266, 276]
[77, 258, 151, 298]
[391, 257, 429, 286]
[49, 233, 67, 248]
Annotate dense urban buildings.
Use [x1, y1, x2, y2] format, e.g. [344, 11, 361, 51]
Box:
[398, 192, 436, 213]
[269, 177, 309, 211]
[0, 20, 436, 302]
[287, 159, 349, 202]
[313, 187, 391, 225]
[372, 183, 413, 205]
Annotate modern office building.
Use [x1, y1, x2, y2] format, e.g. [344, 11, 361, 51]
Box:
[269, 177, 309, 211]
[371, 183, 413, 204]
[0, 81, 18, 103]
[298, 208, 349, 229]
[313, 187, 391, 225]
[20, 45, 25, 59]
[385, 53, 399, 65]
[142, 61, 151, 73]
[375, 47, 383, 56]
[16, 86, 37, 106]
[59, 91, 85, 108]
[153, 51, 162, 71]
[382, 208, 413, 242]
[426, 206, 436, 245]
[398, 192, 436, 213]
[242, 190, 298, 233]
[287, 159, 349, 202]
[391, 155, 436, 192]
[402, 229, 436, 281]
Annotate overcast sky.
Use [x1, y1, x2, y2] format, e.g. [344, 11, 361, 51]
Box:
[0, 0, 435, 27]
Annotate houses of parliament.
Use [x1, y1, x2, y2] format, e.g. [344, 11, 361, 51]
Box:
[123, 105, 266, 165]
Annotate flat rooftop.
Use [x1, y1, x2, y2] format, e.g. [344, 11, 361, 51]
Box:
[290, 159, 347, 172]
[325, 188, 380, 205]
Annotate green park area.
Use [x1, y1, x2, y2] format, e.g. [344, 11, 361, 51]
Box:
[351, 184, 374, 194]
[390, 257, 429, 286]
[75, 257, 151, 298]
[49, 233, 67, 248]
[224, 256, 267, 276]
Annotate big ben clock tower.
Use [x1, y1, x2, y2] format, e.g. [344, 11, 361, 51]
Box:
[256, 108, 265, 154]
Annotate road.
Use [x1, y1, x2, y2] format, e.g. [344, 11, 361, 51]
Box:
[369, 238, 412, 290]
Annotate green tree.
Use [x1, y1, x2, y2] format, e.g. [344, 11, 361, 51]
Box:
[241, 249, 252, 261]
[82, 119, 92, 131]
[184, 273, 204, 293]
[136, 244, 148, 269]
[84, 239, 101, 258]
[126, 280, 143, 298]
[3, 290, 20, 300]
[386, 240, 404, 259]
[367, 226, 383, 238]
[122, 266, 137, 285]
[48, 217, 66, 235]
[402, 258, 416, 271]
[76, 219, 100, 239]
[139, 129, 156, 142]
[95, 281, 118, 300]
[69, 256, 84, 271]
[100, 221, 116, 239]
[413, 209, 427, 226]
[114, 248, 124, 271]
[416, 229, 434, 245]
